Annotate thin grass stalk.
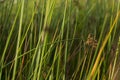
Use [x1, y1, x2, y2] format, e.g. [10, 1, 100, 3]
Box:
[46, 45, 59, 80]
[29, 19, 33, 59]
[69, 17, 77, 50]
[86, 48, 94, 77]
[111, 37, 120, 80]
[88, 11, 120, 80]
[79, 55, 87, 80]
[32, 0, 56, 79]
[112, 0, 120, 42]
[92, 57, 104, 80]
[12, 0, 24, 80]
[44, 23, 59, 79]
[38, 0, 56, 79]
[88, 14, 108, 78]
[29, 0, 45, 78]
[107, 0, 115, 54]
[56, 0, 68, 80]
[63, 0, 71, 79]
[3, 48, 36, 69]
[19, 11, 35, 51]
[43, 24, 58, 62]
[72, 50, 85, 80]
[0, 3, 21, 80]
[108, 0, 115, 51]
[97, 68, 100, 80]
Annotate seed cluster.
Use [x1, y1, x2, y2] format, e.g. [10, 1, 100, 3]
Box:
[85, 34, 98, 49]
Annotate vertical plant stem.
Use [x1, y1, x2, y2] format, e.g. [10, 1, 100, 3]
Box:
[88, 11, 120, 80]
[12, 0, 24, 80]
[0, 4, 20, 80]
[111, 37, 120, 80]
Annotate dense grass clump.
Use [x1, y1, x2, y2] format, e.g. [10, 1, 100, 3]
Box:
[0, 0, 120, 80]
